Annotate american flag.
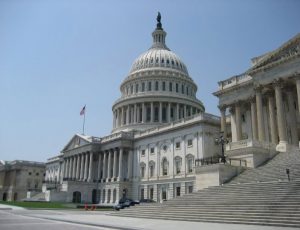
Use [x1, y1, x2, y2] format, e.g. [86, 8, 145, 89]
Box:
[80, 105, 86, 116]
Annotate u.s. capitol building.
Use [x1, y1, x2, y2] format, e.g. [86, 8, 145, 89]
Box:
[43, 14, 220, 204]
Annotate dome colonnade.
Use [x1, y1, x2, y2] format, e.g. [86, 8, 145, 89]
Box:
[112, 14, 204, 133]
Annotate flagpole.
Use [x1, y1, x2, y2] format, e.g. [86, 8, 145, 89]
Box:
[83, 111, 85, 135]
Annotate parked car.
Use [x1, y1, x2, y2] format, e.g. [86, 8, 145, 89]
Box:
[113, 198, 139, 210]
[139, 199, 155, 203]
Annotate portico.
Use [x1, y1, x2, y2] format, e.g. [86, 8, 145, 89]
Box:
[214, 33, 300, 167]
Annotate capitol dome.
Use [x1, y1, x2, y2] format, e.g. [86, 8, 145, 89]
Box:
[111, 13, 205, 133]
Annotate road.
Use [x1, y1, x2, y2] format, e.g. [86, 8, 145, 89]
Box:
[0, 204, 298, 230]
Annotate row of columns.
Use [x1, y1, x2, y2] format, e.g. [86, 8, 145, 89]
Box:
[113, 102, 200, 129]
[220, 78, 300, 145]
[62, 148, 133, 183]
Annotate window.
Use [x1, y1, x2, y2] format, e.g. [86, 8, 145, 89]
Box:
[141, 150, 145, 157]
[187, 158, 193, 173]
[150, 188, 154, 199]
[188, 186, 193, 193]
[36, 173, 39, 176]
[150, 147, 155, 154]
[242, 114, 246, 122]
[141, 166, 145, 178]
[155, 81, 159, 91]
[176, 83, 179, 92]
[146, 107, 151, 121]
[162, 82, 166, 91]
[175, 157, 182, 174]
[28, 172, 32, 176]
[162, 158, 168, 176]
[149, 165, 154, 177]
[176, 186, 181, 196]
[135, 84, 139, 93]
[182, 84, 184, 94]
[187, 139, 193, 147]
[142, 82, 145, 92]
[131, 85, 133, 94]
[166, 59, 170, 64]
[141, 188, 145, 199]
[176, 142, 180, 149]
[148, 82, 152, 91]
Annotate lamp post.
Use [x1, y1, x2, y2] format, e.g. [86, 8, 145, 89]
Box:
[215, 131, 228, 164]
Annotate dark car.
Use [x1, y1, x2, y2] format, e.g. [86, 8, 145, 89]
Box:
[113, 198, 138, 211]
[139, 199, 155, 203]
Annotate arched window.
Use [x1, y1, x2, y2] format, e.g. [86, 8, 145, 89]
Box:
[148, 81, 152, 91]
[149, 161, 155, 178]
[140, 162, 146, 178]
[174, 156, 182, 175]
[186, 154, 194, 173]
[162, 158, 168, 176]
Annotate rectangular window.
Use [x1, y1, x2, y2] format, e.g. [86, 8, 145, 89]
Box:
[162, 82, 166, 91]
[142, 82, 145, 92]
[141, 167, 145, 177]
[176, 161, 181, 174]
[155, 81, 159, 91]
[148, 82, 152, 91]
[176, 142, 180, 149]
[182, 84, 184, 94]
[141, 188, 145, 199]
[176, 187, 181, 197]
[150, 147, 155, 154]
[150, 165, 154, 177]
[176, 83, 178, 92]
[188, 185, 193, 193]
[141, 150, 145, 156]
[150, 188, 154, 199]
[188, 159, 193, 173]
[169, 82, 172, 92]
[187, 139, 193, 147]
[136, 84, 139, 93]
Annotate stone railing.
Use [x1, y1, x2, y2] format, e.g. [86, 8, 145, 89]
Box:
[218, 73, 252, 90]
[101, 131, 134, 143]
[226, 139, 276, 151]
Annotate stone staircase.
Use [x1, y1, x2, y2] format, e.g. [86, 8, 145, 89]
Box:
[229, 150, 300, 184]
[111, 150, 300, 227]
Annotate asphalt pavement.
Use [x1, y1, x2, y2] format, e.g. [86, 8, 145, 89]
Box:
[0, 203, 298, 230]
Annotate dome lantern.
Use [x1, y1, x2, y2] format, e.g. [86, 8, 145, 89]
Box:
[151, 12, 169, 50]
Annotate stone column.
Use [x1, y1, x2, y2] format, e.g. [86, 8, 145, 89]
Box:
[256, 86, 265, 141]
[68, 157, 73, 179]
[113, 111, 116, 129]
[121, 107, 124, 126]
[142, 103, 146, 123]
[127, 150, 133, 180]
[168, 103, 171, 122]
[176, 103, 180, 120]
[134, 104, 137, 123]
[229, 107, 237, 142]
[296, 78, 300, 115]
[274, 80, 287, 149]
[107, 150, 112, 179]
[97, 154, 102, 181]
[235, 102, 242, 141]
[126, 106, 130, 125]
[219, 105, 227, 139]
[76, 155, 80, 180]
[267, 94, 278, 144]
[103, 151, 107, 181]
[84, 152, 89, 181]
[88, 152, 93, 182]
[287, 90, 299, 145]
[64, 158, 68, 178]
[159, 102, 162, 123]
[73, 156, 77, 180]
[113, 149, 118, 178]
[137, 104, 140, 123]
[184, 105, 187, 118]
[80, 153, 85, 181]
[250, 98, 258, 141]
[118, 148, 123, 181]
[151, 102, 154, 123]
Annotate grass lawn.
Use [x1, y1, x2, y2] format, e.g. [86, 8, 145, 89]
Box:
[0, 201, 113, 211]
[0, 201, 75, 209]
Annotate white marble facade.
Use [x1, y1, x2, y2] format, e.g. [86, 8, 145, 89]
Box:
[44, 15, 221, 204]
[214, 33, 300, 167]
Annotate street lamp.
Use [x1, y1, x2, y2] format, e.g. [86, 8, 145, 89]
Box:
[215, 131, 228, 164]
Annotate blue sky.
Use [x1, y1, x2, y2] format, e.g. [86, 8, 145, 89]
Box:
[0, 0, 299, 162]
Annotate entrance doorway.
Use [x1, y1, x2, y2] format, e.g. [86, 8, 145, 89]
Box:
[72, 191, 81, 203]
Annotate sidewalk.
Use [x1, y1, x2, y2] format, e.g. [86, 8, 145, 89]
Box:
[0, 203, 24, 210]
[18, 209, 299, 230]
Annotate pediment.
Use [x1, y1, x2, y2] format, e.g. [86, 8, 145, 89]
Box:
[62, 134, 91, 152]
[250, 33, 300, 71]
